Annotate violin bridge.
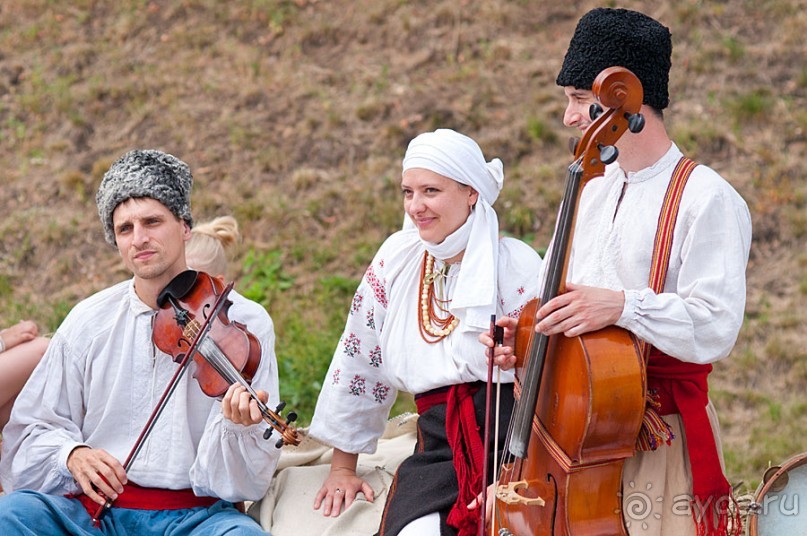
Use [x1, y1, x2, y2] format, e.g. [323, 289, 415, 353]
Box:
[496, 481, 546, 507]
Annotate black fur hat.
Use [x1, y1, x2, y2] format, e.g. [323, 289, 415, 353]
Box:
[556, 8, 672, 110]
[96, 149, 193, 246]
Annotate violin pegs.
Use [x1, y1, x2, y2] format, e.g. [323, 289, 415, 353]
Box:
[568, 136, 580, 156]
[598, 144, 619, 165]
[275, 438, 285, 449]
[626, 112, 645, 133]
[274, 401, 286, 413]
[589, 103, 604, 120]
[286, 411, 298, 424]
[263, 428, 273, 440]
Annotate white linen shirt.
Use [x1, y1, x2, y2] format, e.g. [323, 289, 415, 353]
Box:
[0, 279, 281, 501]
[565, 143, 752, 364]
[309, 229, 542, 454]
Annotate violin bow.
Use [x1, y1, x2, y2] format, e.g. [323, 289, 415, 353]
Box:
[480, 314, 504, 536]
[92, 284, 234, 525]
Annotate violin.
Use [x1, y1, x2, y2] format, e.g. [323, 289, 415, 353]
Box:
[492, 67, 647, 535]
[92, 270, 298, 524]
[153, 270, 300, 447]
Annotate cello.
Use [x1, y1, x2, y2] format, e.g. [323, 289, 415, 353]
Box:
[493, 67, 647, 535]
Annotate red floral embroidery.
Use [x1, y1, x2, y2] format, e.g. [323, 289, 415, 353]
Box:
[517, 286, 525, 295]
[349, 375, 366, 396]
[366, 307, 375, 330]
[344, 333, 361, 358]
[506, 305, 525, 319]
[369, 346, 382, 367]
[350, 292, 364, 314]
[364, 265, 388, 308]
[372, 382, 390, 404]
[332, 368, 341, 385]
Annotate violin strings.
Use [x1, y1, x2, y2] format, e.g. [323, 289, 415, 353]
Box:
[198, 337, 279, 425]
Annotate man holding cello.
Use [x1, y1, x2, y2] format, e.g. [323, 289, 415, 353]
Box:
[483, 8, 751, 536]
[0, 150, 280, 534]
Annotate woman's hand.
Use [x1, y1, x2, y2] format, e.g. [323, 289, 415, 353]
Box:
[467, 483, 496, 527]
[313, 449, 375, 517]
[478, 316, 519, 371]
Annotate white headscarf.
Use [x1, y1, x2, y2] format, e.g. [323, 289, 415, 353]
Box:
[401, 129, 504, 330]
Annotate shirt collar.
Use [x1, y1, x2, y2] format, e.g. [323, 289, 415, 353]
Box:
[614, 142, 683, 184]
[127, 279, 157, 316]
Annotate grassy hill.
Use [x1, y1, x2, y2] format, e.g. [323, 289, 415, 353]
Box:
[1, 0, 806, 494]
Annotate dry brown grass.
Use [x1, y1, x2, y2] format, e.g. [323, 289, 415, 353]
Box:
[1, 0, 806, 497]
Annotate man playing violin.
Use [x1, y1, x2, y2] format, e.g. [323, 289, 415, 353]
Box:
[0, 150, 280, 535]
[483, 8, 751, 536]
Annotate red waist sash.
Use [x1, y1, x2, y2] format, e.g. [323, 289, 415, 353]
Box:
[647, 348, 739, 536]
[71, 482, 220, 519]
[415, 383, 483, 536]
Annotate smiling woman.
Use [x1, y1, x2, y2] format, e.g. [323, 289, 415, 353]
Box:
[305, 129, 544, 536]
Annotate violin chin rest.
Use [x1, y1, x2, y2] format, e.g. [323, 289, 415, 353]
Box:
[157, 270, 200, 307]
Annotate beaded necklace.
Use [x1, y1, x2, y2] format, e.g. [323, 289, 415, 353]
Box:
[418, 252, 460, 343]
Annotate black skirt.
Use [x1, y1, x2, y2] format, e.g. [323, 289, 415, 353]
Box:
[376, 382, 515, 536]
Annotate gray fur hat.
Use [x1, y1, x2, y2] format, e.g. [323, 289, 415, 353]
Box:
[96, 149, 193, 246]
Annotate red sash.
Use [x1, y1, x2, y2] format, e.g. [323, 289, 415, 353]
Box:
[647, 349, 740, 535]
[415, 383, 483, 536]
[71, 482, 220, 519]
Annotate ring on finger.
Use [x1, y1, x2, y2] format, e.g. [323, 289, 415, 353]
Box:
[335, 488, 343, 494]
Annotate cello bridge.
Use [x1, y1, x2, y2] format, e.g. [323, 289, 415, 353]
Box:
[496, 480, 546, 507]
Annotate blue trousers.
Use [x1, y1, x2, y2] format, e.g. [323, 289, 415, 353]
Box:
[0, 490, 268, 535]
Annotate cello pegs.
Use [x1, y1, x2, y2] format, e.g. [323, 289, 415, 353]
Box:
[263, 428, 273, 440]
[626, 112, 645, 133]
[598, 144, 619, 165]
[589, 103, 604, 120]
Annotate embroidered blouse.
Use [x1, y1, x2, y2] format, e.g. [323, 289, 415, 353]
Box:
[309, 229, 542, 454]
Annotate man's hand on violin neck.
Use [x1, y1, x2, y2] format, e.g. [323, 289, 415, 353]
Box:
[66, 446, 128, 505]
[221, 383, 268, 426]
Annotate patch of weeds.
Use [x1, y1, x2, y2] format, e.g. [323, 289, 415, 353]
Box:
[722, 36, 745, 63]
[525, 116, 558, 145]
[724, 89, 774, 128]
[240, 248, 294, 307]
[274, 274, 359, 423]
[0, 275, 12, 299]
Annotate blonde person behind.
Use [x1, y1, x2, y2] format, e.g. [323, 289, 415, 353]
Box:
[185, 216, 240, 278]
